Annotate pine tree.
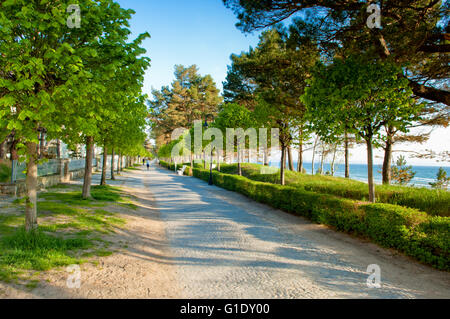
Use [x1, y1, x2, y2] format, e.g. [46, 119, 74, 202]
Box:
[223, 0, 450, 105]
[429, 167, 450, 190]
[150, 65, 222, 145]
[391, 156, 417, 186]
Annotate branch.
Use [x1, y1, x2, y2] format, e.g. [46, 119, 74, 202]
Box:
[409, 80, 450, 106]
[418, 44, 450, 53]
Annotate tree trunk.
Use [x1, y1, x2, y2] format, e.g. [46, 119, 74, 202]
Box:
[319, 148, 325, 175]
[382, 129, 394, 185]
[100, 145, 107, 186]
[82, 136, 94, 199]
[280, 145, 286, 186]
[117, 152, 120, 174]
[0, 138, 7, 160]
[56, 139, 61, 159]
[110, 147, 115, 180]
[25, 142, 38, 232]
[344, 132, 350, 178]
[39, 131, 45, 159]
[366, 138, 376, 203]
[297, 141, 303, 173]
[287, 146, 294, 171]
[330, 144, 338, 176]
[382, 140, 393, 185]
[10, 141, 18, 161]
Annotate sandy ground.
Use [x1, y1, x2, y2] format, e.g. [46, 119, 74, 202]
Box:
[0, 170, 181, 299]
[0, 165, 449, 299]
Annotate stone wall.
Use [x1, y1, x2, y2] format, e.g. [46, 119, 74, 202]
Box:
[0, 158, 97, 197]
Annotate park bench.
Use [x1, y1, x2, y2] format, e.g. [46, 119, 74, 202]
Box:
[177, 165, 187, 176]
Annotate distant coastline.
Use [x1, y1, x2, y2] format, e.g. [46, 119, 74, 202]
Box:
[265, 162, 450, 188]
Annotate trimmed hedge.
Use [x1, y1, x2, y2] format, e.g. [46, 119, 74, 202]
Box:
[159, 160, 193, 176]
[219, 163, 450, 217]
[159, 161, 449, 270]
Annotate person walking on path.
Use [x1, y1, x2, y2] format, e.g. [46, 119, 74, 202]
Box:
[146, 160, 150, 171]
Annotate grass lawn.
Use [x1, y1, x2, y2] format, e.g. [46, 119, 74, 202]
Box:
[218, 163, 450, 217]
[0, 184, 135, 287]
[124, 167, 141, 171]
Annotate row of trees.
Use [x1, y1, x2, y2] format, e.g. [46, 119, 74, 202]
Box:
[153, 1, 448, 202]
[0, 0, 151, 231]
[224, 0, 449, 175]
[223, 0, 449, 105]
[218, 0, 449, 202]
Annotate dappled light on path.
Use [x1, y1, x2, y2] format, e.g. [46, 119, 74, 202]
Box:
[145, 166, 450, 299]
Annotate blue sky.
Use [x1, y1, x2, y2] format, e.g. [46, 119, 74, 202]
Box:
[116, 0, 260, 94]
[116, 0, 449, 166]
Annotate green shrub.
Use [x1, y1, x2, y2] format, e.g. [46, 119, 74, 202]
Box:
[363, 204, 449, 268]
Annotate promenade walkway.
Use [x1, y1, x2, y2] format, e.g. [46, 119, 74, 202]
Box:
[144, 165, 449, 298]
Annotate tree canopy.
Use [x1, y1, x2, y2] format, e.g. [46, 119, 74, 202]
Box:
[150, 65, 222, 146]
[0, 0, 151, 230]
[303, 56, 420, 202]
[223, 0, 450, 106]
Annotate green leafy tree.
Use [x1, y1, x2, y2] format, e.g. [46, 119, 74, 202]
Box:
[225, 1, 450, 183]
[0, 0, 110, 231]
[303, 57, 419, 202]
[223, 0, 450, 106]
[0, 0, 151, 231]
[227, 2, 450, 177]
[150, 65, 222, 146]
[214, 103, 256, 175]
[52, 5, 150, 195]
[228, 27, 319, 185]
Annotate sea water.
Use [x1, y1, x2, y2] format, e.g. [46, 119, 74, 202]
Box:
[267, 162, 450, 188]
